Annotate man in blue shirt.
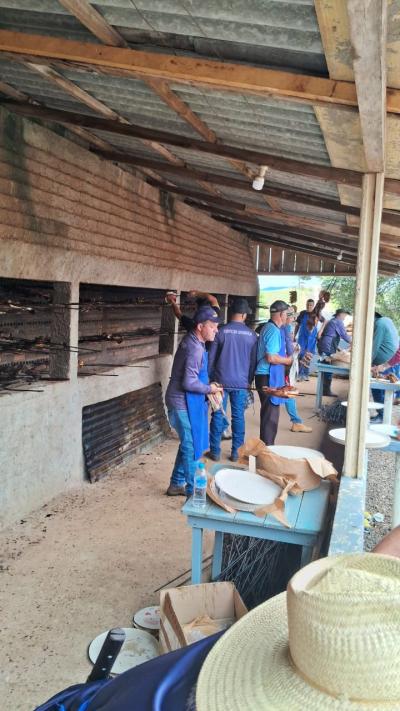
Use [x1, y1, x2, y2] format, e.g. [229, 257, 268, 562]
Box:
[370, 313, 399, 421]
[165, 306, 222, 496]
[255, 300, 293, 445]
[317, 309, 352, 396]
[207, 298, 258, 462]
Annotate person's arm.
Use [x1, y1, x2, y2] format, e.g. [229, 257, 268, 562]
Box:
[337, 320, 352, 345]
[373, 526, 400, 558]
[264, 327, 292, 366]
[188, 290, 220, 309]
[317, 319, 328, 340]
[294, 313, 302, 339]
[165, 292, 182, 320]
[248, 336, 258, 383]
[207, 331, 222, 380]
[182, 346, 223, 394]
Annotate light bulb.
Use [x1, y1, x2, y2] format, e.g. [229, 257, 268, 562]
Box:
[252, 176, 265, 191]
[251, 165, 268, 191]
[337, 250, 343, 261]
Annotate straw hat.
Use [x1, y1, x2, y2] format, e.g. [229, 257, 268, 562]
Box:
[196, 553, 400, 710]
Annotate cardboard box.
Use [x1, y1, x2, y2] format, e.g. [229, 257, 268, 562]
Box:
[159, 581, 247, 654]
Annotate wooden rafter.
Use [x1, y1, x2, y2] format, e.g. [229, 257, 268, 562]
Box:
[3, 100, 370, 188]
[57, 0, 128, 48]
[1, 29, 400, 112]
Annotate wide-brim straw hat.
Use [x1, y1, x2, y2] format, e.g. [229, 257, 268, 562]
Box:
[196, 553, 400, 711]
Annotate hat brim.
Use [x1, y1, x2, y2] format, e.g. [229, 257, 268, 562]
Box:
[196, 592, 370, 711]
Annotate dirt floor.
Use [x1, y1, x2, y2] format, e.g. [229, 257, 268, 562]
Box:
[0, 378, 347, 710]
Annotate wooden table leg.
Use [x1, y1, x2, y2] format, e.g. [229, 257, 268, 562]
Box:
[300, 544, 313, 567]
[316, 370, 323, 410]
[191, 526, 204, 584]
[383, 389, 393, 425]
[211, 531, 224, 580]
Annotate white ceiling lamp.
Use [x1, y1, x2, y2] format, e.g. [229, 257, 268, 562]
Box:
[337, 250, 343, 261]
[252, 165, 268, 191]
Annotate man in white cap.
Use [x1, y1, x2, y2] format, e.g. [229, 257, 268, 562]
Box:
[255, 300, 293, 445]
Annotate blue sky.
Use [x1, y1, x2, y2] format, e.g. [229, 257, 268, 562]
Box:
[259, 275, 322, 291]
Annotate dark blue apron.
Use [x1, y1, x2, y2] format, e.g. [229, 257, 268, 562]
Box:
[185, 349, 209, 460]
[269, 324, 287, 405]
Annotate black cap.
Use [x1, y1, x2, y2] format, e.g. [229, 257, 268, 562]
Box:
[231, 297, 252, 315]
[270, 300, 290, 314]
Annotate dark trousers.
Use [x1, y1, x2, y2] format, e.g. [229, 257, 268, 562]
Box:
[255, 374, 280, 446]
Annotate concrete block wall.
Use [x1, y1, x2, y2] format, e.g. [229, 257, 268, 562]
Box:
[0, 108, 258, 528]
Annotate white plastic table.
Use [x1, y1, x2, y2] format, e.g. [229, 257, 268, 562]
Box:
[328, 427, 390, 449]
[268, 445, 324, 459]
[370, 378, 400, 425]
[341, 401, 383, 410]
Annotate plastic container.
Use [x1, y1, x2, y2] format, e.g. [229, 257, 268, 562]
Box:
[193, 462, 207, 509]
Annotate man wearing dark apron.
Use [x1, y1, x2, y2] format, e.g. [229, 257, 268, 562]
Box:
[165, 306, 222, 496]
[255, 300, 293, 446]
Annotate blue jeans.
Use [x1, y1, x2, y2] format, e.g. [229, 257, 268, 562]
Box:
[209, 389, 248, 458]
[168, 409, 197, 494]
[284, 398, 302, 424]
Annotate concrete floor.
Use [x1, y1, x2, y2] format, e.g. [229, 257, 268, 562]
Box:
[0, 377, 347, 711]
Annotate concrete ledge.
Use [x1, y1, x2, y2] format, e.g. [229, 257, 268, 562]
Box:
[328, 476, 366, 555]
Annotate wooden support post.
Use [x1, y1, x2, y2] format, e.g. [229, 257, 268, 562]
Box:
[343, 174, 385, 477]
[49, 281, 79, 380]
[222, 294, 229, 324]
[159, 290, 180, 356]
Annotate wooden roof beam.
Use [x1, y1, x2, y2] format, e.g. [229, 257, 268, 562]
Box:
[2, 100, 369, 188]
[0, 29, 400, 112]
[347, 0, 387, 172]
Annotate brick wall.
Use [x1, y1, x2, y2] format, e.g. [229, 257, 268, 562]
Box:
[0, 108, 257, 294]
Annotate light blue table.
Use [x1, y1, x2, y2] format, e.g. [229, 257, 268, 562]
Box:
[182, 465, 331, 584]
[315, 362, 350, 410]
[370, 379, 399, 424]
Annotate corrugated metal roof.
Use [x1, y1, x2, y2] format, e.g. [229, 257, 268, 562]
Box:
[58, 67, 199, 137]
[171, 86, 331, 165]
[95, 0, 327, 74]
[0, 2, 96, 42]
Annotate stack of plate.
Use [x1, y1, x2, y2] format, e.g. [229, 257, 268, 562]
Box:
[214, 468, 281, 513]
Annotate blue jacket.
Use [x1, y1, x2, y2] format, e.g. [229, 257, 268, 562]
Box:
[208, 321, 257, 389]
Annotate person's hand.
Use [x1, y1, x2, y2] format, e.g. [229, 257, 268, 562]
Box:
[165, 291, 177, 304]
[210, 382, 223, 394]
[371, 365, 381, 377]
[294, 343, 300, 353]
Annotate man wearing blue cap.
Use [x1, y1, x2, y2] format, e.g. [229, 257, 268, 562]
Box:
[165, 306, 223, 496]
[255, 300, 293, 445]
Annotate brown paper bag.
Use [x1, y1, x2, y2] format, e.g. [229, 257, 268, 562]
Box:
[238, 438, 338, 496]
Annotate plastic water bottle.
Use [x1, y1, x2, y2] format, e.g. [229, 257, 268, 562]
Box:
[192, 462, 207, 509]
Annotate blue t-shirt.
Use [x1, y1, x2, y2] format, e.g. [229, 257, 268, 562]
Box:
[208, 321, 257, 389]
[372, 317, 399, 365]
[255, 321, 282, 375]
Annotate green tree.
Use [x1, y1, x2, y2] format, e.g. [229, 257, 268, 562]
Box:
[321, 275, 400, 330]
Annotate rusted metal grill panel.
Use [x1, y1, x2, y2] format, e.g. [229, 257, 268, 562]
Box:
[78, 284, 165, 370]
[0, 278, 53, 375]
[82, 383, 169, 482]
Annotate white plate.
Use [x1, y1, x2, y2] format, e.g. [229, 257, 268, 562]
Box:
[214, 468, 281, 505]
[88, 628, 158, 675]
[329, 428, 390, 449]
[133, 606, 160, 631]
[268, 445, 324, 460]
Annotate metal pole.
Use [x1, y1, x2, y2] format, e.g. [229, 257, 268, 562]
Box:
[343, 173, 384, 477]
